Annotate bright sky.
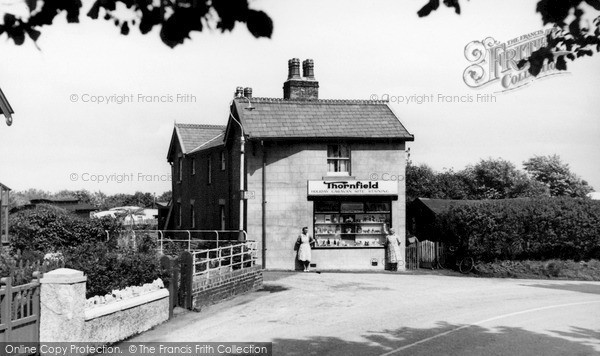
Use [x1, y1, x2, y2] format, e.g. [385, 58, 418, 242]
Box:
[0, 0, 598, 195]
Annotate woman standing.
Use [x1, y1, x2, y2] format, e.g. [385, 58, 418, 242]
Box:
[296, 226, 316, 272]
[385, 227, 402, 271]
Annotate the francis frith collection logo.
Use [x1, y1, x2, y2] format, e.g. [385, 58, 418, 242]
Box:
[463, 29, 569, 93]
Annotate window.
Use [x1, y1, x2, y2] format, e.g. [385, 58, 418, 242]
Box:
[220, 205, 225, 230]
[327, 144, 350, 174]
[221, 151, 226, 170]
[207, 155, 212, 184]
[190, 202, 195, 229]
[191, 158, 196, 175]
[178, 157, 183, 182]
[177, 202, 182, 227]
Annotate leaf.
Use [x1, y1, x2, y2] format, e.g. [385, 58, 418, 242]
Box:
[418, 0, 440, 17]
[25, 0, 37, 12]
[121, 22, 129, 36]
[443, 0, 461, 14]
[246, 10, 273, 38]
[555, 55, 567, 70]
[26, 28, 41, 42]
[87, 1, 101, 20]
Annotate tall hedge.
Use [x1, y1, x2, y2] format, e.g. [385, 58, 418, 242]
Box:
[6, 205, 162, 297]
[435, 198, 600, 262]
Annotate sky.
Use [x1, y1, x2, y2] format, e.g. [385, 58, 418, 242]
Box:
[0, 0, 599, 195]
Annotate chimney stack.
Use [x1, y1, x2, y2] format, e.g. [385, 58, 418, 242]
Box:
[283, 58, 319, 100]
[243, 87, 252, 98]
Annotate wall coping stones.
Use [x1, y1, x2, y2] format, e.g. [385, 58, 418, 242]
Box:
[84, 289, 169, 321]
[40, 268, 87, 284]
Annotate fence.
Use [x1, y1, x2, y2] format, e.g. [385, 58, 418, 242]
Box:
[106, 230, 248, 254]
[0, 274, 40, 342]
[178, 240, 259, 309]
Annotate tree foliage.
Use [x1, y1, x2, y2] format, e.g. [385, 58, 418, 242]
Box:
[0, 0, 273, 48]
[523, 154, 593, 197]
[419, 0, 600, 75]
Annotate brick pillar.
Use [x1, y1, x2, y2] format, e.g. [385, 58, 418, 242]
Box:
[39, 268, 87, 346]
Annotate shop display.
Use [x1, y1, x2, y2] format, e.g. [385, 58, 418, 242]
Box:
[313, 200, 391, 247]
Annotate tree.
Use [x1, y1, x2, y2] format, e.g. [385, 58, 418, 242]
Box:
[418, 0, 600, 76]
[523, 154, 593, 197]
[467, 158, 549, 199]
[406, 162, 439, 201]
[0, 0, 273, 48]
[0, 1, 597, 73]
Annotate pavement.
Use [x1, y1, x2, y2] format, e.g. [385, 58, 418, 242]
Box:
[126, 270, 600, 355]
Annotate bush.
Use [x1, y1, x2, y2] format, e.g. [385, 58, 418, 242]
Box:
[436, 198, 600, 262]
[8, 205, 161, 297]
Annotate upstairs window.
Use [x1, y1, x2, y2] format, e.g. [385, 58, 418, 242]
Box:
[207, 155, 212, 184]
[191, 158, 196, 176]
[327, 144, 350, 174]
[221, 151, 226, 171]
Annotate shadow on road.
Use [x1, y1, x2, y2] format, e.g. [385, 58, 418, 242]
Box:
[271, 321, 600, 355]
[524, 282, 600, 295]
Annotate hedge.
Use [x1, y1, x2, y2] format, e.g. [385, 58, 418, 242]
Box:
[435, 198, 600, 262]
[5, 205, 162, 297]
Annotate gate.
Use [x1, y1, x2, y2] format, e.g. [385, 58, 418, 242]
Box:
[419, 240, 436, 269]
[0, 275, 40, 342]
[406, 244, 420, 270]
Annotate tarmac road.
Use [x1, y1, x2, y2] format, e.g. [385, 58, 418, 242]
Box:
[127, 271, 600, 356]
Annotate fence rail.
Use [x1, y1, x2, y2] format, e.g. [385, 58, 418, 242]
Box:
[106, 230, 248, 255]
[190, 240, 258, 279]
[0, 275, 41, 342]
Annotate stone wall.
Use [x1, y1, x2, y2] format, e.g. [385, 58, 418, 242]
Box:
[39, 268, 169, 354]
[191, 265, 263, 310]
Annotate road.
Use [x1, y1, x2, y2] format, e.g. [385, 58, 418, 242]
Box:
[127, 271, 600, 355]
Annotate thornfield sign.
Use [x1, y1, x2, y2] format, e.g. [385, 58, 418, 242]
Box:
[307, 180, 398, 196]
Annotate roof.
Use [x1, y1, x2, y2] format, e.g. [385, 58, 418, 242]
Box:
[232, 97, 414, 140]
[0, 182, 10, 191]
[413, 198, 483, 215]
[175, 123, 225, 153]
[167, 124, 225, 159]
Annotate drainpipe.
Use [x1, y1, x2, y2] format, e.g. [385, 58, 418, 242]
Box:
[261, 140, 267, 268]
[239, 134, 245, 241]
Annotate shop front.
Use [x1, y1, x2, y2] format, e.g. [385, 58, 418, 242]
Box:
[307, 180, 399, 270]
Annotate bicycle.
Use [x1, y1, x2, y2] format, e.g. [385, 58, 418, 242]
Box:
[437, 245, 474, 274]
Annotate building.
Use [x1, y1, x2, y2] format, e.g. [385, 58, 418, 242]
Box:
[167, 58, 414, 270]
[11, 197, 97, 218]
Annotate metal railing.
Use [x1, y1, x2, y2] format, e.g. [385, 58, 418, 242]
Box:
[190, 240, 258, 279]
[105, 230, 248, 254]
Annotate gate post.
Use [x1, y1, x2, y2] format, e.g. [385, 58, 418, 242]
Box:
[179, 251, 193, 310]
[160, 255, 179, 318]
[39, 268, 87, 345]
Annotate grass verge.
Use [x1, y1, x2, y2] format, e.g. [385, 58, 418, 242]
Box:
[473, 259, 600, 281]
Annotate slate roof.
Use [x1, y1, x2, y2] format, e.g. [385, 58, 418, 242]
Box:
[174, 124, 225, 154]
[232, 98, 414, 140]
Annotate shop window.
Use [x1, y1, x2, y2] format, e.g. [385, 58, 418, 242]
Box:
[313, 199, 391, 248]
[327, 144, 350, 175]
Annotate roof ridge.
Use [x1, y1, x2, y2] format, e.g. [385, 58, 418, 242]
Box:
[236, 97, 390, 104]
[175, 123, 226, 129]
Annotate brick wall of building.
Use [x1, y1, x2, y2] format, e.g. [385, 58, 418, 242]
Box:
[191, 266, 263, 310]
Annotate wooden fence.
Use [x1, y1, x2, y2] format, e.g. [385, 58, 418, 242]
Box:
[0, 275, 40, 342]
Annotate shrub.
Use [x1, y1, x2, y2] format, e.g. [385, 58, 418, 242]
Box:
[436, 198, 600, 262]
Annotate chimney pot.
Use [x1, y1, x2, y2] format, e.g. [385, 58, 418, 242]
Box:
[243, 87, 252, 98]
[235, 86, 244, 98]
[302, 59, 315, 79]
[287, 58, 301, 79]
